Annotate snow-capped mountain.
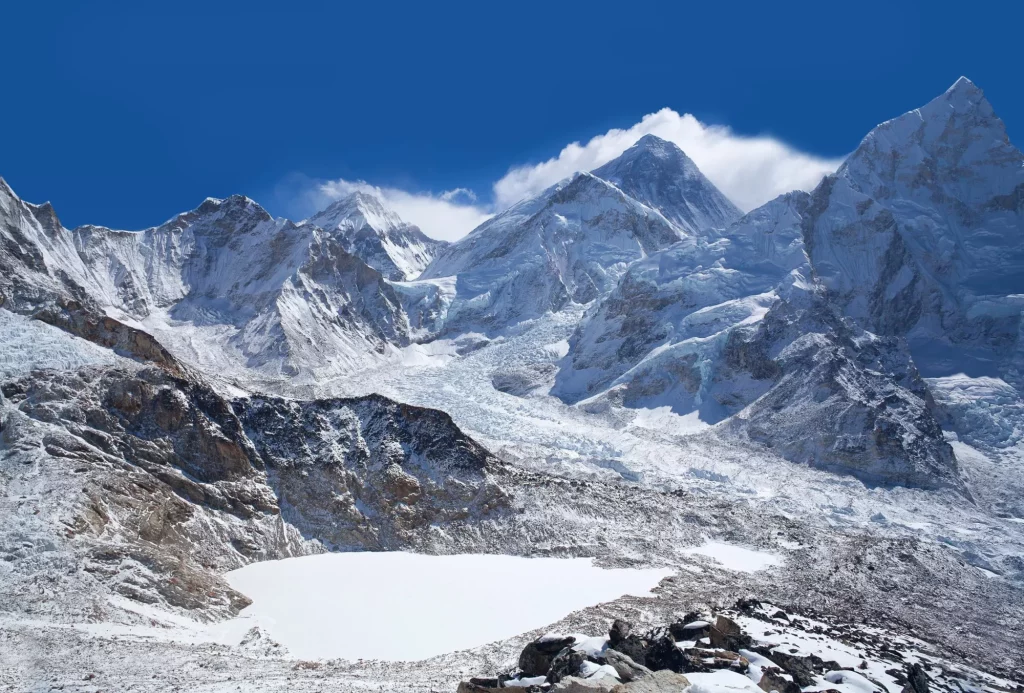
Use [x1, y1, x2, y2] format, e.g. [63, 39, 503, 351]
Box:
[0, 183, 410, 384]
[2, 77, 1023, 692]
[553, 191, 962, 491]
[803, 77, 1024, 380]
[307, 190, 446, 281]
[418, 171, 684, 335]
[591, 134, 743, 234]
[553, 191, 811, 408]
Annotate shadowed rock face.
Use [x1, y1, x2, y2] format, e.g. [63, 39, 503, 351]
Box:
[802, 78, 1024, 380]
[719, 284, 964, 494]
[0, 362, 509, 619]
[236, 393, 510, 549]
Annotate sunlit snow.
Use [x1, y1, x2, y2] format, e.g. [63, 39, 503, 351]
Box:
[682, 542, 782, 573]
[224, 552, 672, 661]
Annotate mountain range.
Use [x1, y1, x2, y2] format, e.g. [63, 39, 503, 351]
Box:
[1, 78, 1022, 690]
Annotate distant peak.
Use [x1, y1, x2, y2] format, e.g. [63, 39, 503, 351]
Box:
[308, 188, 408, 234]
[633, 133, 672, 148]
[947, 75, 979, 95]
[918, 76, 995, 121]
[193, 194, 271, 222]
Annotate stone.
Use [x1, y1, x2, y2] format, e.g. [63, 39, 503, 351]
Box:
[902, 663, 929, 693]
[457, 681, 496, 693]
[611, 670, 691, 691]
[669, 620, 711, 642]
[548, 648, 588, 684]
[609, 634, 650, 667]
[759, 667, 802, 693]
[679, 648, 749, 673]
[520, 636, 577, 677]
[710, 615, 752, 651]
[554, 676, 618, 692]
[610, 619, 633, 644]
[643, 635, 686, 673]
[602, 649, 652, 682]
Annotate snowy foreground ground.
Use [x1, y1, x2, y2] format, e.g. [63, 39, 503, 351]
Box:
[1, 310, 1022, 691]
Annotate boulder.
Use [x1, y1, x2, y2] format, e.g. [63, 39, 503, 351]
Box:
[548, 648, 588, 684]
[710, 615, 751, 651]
[759, 667, 802, 693]
[520, 635, 577, 677]
[610, 619, 633, 644]
[602, 649, 652, 682]
[611, 670, 691, 691]
[554, 676, 618, 692]
[643, 635, 687, 673]
[608, 634, 650, 667]
[902, 663, 929, 693]
[669, 620, 711, 642]
[679, 648, 749, 673]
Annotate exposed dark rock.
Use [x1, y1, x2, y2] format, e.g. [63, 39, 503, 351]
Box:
[547, 647, 588, 684]
[669, 619, 711, 642]
[520, 636, 577, 677]
[644, 634, 687, 673]
[610, 619, 633, 644]
[609, 633, 650, 667]
[902, 663, 929, 693]
[759, 667, 802, 693]
[710, 615, 752, 651]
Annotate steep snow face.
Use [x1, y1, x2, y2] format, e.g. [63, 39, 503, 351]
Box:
[804, 77, 1024, 379]
[0, 184, 410, 382]
[591, 134, 742, 234]
[554, 192, 811, 408]
[307, 191, 446, 281]
[419, 172, 683, 335]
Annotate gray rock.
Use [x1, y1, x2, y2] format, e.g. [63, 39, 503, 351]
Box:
[602, 648, 652, 682]
[612, 670, 691, 692]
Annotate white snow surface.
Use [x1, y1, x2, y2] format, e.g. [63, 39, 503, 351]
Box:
[681, 542, 783, 573]
[222, 552, 672, 661]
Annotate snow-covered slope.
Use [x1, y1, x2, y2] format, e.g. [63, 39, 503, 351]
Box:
[553, 190, 962, 491]
[0, 183, 410, 383]
[554, 191, 811, 408]
[419, 172, 684, 335]
[803, 77, 1024, 380]
[307, 190, 446, 281]
[591, 134, 743, 234]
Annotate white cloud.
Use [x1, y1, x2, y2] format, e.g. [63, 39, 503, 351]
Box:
[304, 179, 492, 242]
[439, 187, 477, 203]
[286, 108, 844, 242]
[492, 108, 845, 212]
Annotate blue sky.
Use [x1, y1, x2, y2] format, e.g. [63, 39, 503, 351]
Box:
[2, 0, 1022, 239]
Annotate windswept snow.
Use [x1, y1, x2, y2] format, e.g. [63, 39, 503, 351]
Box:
[223, 552, 672, 661]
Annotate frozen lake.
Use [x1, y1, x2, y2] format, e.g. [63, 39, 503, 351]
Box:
[224, 552, 673, 661]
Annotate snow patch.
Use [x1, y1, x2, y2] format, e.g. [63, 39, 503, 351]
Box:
[682, 542, 782, 573]
[223, 552, 671, 661]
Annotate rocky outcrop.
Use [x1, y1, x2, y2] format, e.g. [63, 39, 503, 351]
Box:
[0, 360, 508, 620]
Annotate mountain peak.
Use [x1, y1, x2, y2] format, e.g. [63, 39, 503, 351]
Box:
[840, 77, 1016, 202]
[307, 190, 443, 281]
[309, 189, 405, 235]
[591, 136, 741, 234]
